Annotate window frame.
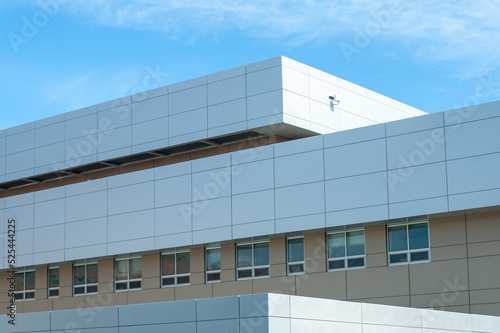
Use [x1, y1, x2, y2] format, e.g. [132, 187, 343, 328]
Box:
[287, 236, 305, 275]
[14, 269, 36, 301]
[205, 247, 221, 283]
[114, 257, 142, 292]
[161, 250, 191, 287]
[327, 230, 366, 271]
[73, 261, 98, 296]
[48, 266, 60, 298]
[387, 221, 431, 266]
[236, 241, 270, 280]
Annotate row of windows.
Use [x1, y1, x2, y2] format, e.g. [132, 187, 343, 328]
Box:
[13, 221, 429, 299]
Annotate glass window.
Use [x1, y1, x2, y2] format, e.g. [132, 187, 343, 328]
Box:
[162, 251, 191, 287]
[74, 262, 98, 295]
[236, 242, 269, 280]
[327, 230, 365, 270]
[206, 248, 221, 283]
[14, 269, 35, 301]
[287, 237, 305, 275]
[388, 222, 430, 265]
[115, 257, 142, 291]
[48, 267, 60, 298]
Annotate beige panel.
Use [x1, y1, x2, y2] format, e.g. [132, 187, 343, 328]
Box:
[35, 288, 48, 300]
[142, 277, 160, 290]
[98, 282, 114, 294]
[365, 224, 386, 254]
[467, 211, 500, 243]
[190, 145, 230, 160]
[59, 286, 72, 298]
[190, 248, 204, 273]
[60, 264, 73, 287]
[304, 259, 326, 274]
[409, 259, 469, 295]
[470, 288, 500, 305]
[52, 296, 86, 311]
[304, 233, 326, 260]
[430, 245, 467, 262]
[270, 263, 286, 278]
[0, 185, 28, 198]
[252, 276, 296, 295]
[296, 271, 346, 300]
[128, 288, 174, 305]
[154, 152, 191, 167]
[0, 292, 9, 306]
[468, 241, 500, 257]
[35, 267, 48, 291]
[142, 253, 160, 278]
[366, 253, 387, 268]
[471, 303, 500, 316]
[212, 280, 253, 298]
[221, 269, 236, 282]
[411, 290, 470, 309]
[221, 244, 235, 270]
[98, 259, 114, 284]
[22, 299, 53, 313]
[175, 284, 212, 300]
[6, 300, 23, 314]
[346, 265, 409, 299]
[85, 291, 128, 308]
[191, 272, 205, 285]
[469, 255, 500, 290]
[0, 302, 8, 315]
[350, 296, 411, 307]
[0, 273, 9, 293]
[270, 238, 286, 265]
[118, 160, 155, 174]
[87, 167, 120, 180]
[430, 215, 466, 247]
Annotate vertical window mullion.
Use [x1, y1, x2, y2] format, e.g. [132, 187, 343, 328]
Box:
[406, 225, 410, 259]
[251, 244, 255, 277]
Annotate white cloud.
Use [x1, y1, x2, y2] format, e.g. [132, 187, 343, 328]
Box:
[40, 66, 157, 111]
[54, 0, 500, 78]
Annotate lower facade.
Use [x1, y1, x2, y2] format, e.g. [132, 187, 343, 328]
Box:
[2, 293, 500, 333]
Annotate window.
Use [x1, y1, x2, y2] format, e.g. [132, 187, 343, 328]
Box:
[327, 230, 365, 270]
[48, 267, 60, 298]
[206, 248, 221, 283]
[14, 269, 35, 300]
[236, 242, 269, 279]
[74, 262, 98, 295]
[388, 221, 430, 265]
[162, 251, 190, 286]
[287, 237, 304, 275]
[115, 257, 142, 291]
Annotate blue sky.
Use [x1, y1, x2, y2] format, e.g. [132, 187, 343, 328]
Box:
[1, 0, 500, 130]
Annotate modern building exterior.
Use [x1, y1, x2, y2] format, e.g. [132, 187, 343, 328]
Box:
[1, 56, 499, 330]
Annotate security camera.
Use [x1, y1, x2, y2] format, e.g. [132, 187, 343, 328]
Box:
[329, 94, 341, 105]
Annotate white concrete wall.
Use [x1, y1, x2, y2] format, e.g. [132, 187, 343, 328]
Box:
[1, 293, 499, 332]
[0, 56, 424, 184]
[0, 101, 497, 269]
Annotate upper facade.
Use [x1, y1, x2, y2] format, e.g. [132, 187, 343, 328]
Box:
[0, 95, 499, 269]
[0, 56, 424, 189]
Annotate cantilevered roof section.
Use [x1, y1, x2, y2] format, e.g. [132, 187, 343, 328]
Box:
[0, 56, 425, 190]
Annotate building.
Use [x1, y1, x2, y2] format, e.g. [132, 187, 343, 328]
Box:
[1, 56, 499, 331]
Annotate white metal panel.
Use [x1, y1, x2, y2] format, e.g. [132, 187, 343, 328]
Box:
[324, 139, 386, 180]
[275, 182, 325, 219]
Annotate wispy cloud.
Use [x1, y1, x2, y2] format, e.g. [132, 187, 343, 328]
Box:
[40, 67, 148, 111]
[49, 0, 500, 78]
